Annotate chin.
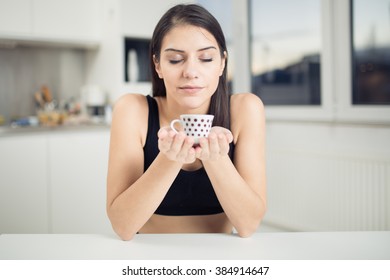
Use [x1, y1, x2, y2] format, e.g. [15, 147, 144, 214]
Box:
[181, 98, 209, 111]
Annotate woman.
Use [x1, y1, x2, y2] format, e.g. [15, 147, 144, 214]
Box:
[106, 4, 266, 240]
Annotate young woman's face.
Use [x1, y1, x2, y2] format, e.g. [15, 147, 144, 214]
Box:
[154, 24, 226, 112]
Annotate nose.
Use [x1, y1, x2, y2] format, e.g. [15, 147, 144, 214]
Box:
[182, 59, 198, 79]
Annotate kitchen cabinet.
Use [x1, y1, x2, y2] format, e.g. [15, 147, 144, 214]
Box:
[32, 0, 102, 44]
[0, 135, 49, 233]
[0, 0, 32, 35]
[48, 130, 112, 234]
[0, 127, 112, 234]
[0, 0, 102, 48]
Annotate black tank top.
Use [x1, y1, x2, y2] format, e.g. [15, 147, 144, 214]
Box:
[143, 95, 234, 216]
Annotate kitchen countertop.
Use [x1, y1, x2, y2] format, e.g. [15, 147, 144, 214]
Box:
[0, 123, 110, 137]
[0, 231, 389, 260]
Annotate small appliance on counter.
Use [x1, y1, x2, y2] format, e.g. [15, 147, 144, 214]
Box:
[81, 85, 107, 123]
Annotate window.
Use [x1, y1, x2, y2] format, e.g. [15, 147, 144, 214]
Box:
[351, 0, 390, 105]
[250, 0, 322, 105]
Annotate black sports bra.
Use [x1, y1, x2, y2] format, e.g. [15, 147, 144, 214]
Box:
[143, 95, 234, 216]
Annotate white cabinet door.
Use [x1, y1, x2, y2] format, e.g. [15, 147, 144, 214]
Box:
[0, 0, 32, 35]
[48, 130, 112, 233]
[32, 0, 102, 42]
[0, 135, 49, 233]
[0, 0, 101, 46]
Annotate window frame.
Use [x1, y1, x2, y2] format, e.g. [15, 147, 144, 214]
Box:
[334, 0, 390, 124]
[236, 0, 390, 124]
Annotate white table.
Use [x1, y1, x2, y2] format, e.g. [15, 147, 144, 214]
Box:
[0, 231, 389, 260]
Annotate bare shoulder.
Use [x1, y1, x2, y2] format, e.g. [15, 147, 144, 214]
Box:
[111, 93, 149, 146]
[231, 93, 264, 114]
[231, 93, 265, 128]
[113, 93, 149, 116]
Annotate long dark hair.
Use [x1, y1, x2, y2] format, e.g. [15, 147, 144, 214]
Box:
[149, 4, 230, 128]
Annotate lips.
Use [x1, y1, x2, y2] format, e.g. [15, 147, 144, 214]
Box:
[178, 85, 204, 94]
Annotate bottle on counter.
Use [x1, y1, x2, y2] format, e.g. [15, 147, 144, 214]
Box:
[105, 104, 112, 125]
[127, 49, 139, 82]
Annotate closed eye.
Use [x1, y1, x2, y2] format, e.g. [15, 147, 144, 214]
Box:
[169, 60, 183, 64]
[201, 58, 213, 62]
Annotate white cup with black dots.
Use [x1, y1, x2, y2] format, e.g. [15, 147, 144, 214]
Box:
[170, 114, 214, 144]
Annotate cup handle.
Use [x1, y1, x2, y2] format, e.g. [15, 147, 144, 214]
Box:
[170, 119, 182, 133]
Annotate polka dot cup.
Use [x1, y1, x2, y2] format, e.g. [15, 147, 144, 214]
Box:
[170, 114, 214, 144]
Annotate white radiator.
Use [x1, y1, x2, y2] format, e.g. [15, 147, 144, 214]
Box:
[264, 150, 390, 231]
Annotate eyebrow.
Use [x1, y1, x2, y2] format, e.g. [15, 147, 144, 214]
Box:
[164, 46, 217, 53]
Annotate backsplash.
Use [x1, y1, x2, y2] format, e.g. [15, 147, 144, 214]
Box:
[0, 46, 87, 124]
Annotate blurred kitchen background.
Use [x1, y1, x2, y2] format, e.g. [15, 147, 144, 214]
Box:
[0, 0, 389, 234]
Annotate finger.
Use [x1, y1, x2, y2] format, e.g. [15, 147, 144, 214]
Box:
[197, 137, 209, 159]
[177, 136, 194, 161]
[157, 127, 168, 139]
[218, 133, 230, 155]
[183, 136, 195, 150]
[168, 129, 177, 138]
[184, 147, 196, 163]
[225, 131, 234, 143]
[167, 131, 186, 157]
[158, 129, 174, 152]
[208, 132, 220, 160]
[195, 145, 202, 159]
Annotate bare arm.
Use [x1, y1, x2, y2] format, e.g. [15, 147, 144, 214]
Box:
[106, 94, 194, 240]
[198, 93, 267, 237]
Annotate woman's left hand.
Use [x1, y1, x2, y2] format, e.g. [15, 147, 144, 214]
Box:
[195, 126, 233, 161]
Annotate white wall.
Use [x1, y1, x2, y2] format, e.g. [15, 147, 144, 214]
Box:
[121, 0, 190, 38]
[85, 0, 122, 103]
[264, 121, 390, 231]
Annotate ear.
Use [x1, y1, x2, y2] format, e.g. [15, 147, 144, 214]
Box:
[153, 55, 163, 79]
[219, 51, 227, 76]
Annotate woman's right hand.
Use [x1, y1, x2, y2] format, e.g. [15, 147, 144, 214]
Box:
[158, 127, 196, 163]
